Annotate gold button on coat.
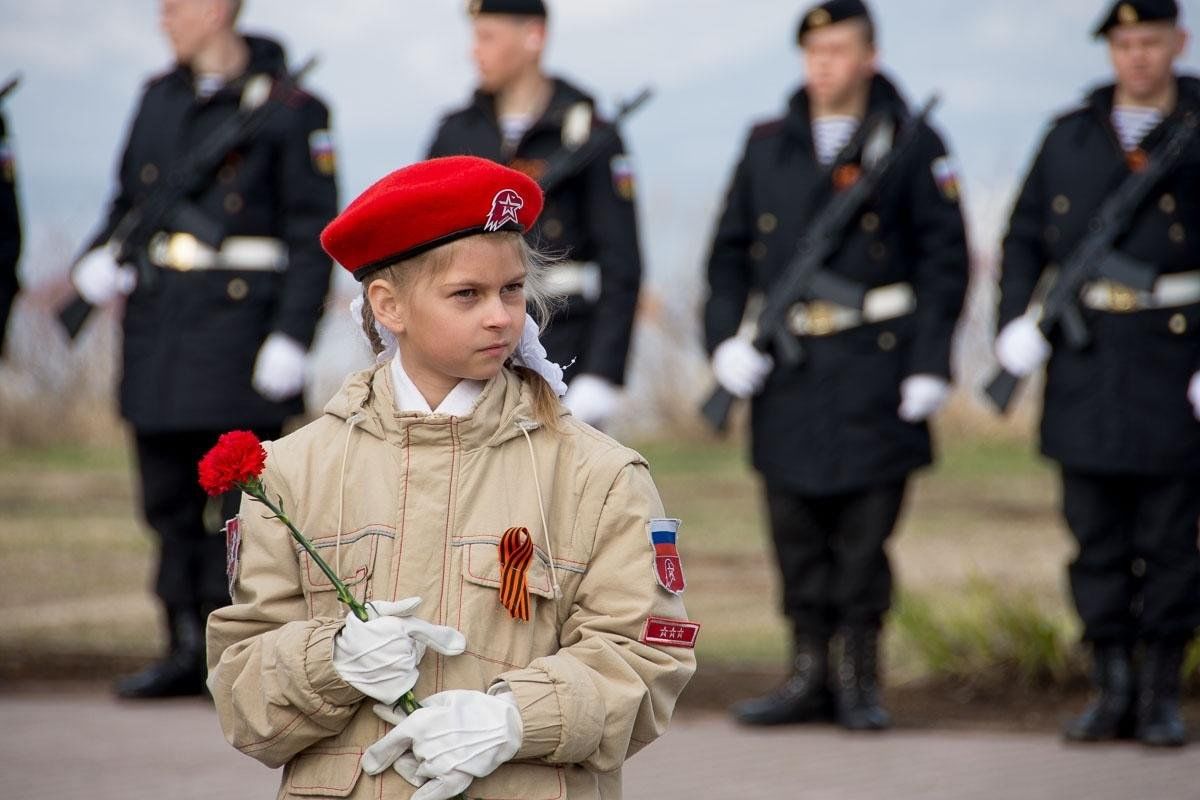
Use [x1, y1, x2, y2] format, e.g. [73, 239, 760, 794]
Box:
[140, 164, 159, 184]
[227, 278, 249, 301]
[1169, 313, 1187, 335]
[757, 213, 778, 234]
[1052, 195, 1070, 215]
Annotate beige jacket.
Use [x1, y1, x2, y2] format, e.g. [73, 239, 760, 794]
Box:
[207, 365, 697, 799]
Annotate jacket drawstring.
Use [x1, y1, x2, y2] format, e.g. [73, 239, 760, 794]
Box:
[516, 419, 563, 600]
[335, 411, 366, 580]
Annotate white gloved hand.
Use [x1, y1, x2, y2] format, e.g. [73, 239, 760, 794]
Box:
[898, 374, 950, 423]
[252, 332, 308, 402]
[563, 374, 620, 428]
[1188, 371, 1200, 421]
[332, 597, 467, 705]
[995, 316, 1050, 378]
[371, 704, 474, 800]
[72, 246, 137, 305]
[712, 336, 774, 399]
[361, 689, 522, 784]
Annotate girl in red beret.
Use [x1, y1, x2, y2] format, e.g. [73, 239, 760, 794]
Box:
[207, 156, 697, 800]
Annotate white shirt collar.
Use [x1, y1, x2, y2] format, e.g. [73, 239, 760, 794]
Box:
[390, 353, 485, 416]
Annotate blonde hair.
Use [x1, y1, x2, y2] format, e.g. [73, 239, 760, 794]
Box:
[360, 233, 563, 429]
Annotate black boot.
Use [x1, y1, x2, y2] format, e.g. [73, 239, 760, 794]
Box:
[115, 605, 207, 699]
[835, 626, 891, 731]
[1064, 642, 1136, 742]
[731, 636, 833, 725]
[1136, 640, 1187, 748]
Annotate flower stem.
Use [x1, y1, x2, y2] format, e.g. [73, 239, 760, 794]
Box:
[241, 479, 369, 622]
[238, 478, 435, 785]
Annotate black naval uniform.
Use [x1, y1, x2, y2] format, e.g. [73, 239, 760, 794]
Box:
[0, 113, 20, 356]
[427, 78, 643, 387]
[998, 74, 1200, 745]
[705, 74, 968, 727]
[89, 36, 337, 696]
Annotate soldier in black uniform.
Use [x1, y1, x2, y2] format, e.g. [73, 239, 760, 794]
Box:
[995, 0, 1197, 747]
[704, 0, 968, 730]
[0, 109, 20, 357]
[426, 0, 643, 430]
[71, 0, 337, 698]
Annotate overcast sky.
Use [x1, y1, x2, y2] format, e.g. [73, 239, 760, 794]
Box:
[2, 0, 1198, 293]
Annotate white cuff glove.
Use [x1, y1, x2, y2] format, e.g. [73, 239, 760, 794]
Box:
[1188, 371, 1200, 421]
[898, 374, 950, 423]
[563, 374, 620, 428]
[995, 316, 1050, 378]
[361, 689, 523, 791]
[712, 336, 774, 399]
[252, 332, 308, 402]
[332, 598, 467, 705]
[72, 246, 136, 305]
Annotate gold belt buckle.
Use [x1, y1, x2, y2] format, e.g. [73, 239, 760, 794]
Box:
[1107, 282, 1138, 313]
[805, 301, 838, 336]
[149, 232, 200, 272]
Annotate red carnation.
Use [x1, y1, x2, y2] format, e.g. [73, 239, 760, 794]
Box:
[198, 430, 268, 496]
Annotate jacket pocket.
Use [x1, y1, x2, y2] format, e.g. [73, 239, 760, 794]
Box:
[467, 762, 567, 800]
[454, 539, 559, 665]
[297, 527, 390, 620]
[285, 749, 362, 798]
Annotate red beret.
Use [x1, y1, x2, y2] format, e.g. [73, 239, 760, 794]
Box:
[321, 156, 544, 281]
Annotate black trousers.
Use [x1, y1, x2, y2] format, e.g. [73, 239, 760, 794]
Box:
[134, 428, 280, 609]
[1061, 469, 1200, 645]
[764, 480, 908, 641]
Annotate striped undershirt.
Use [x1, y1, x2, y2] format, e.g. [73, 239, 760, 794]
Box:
[812, 115, 860, 165]
[1111, 105, 1163, 152]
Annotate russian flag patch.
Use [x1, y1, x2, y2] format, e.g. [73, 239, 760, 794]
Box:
[647, 518, 686, 595]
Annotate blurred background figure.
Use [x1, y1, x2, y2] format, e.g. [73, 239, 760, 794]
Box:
[427, 0, 643, 431]
[70, 0, 337, 698]
[706, 0, 968, 731]
[994, 0, 1198, 748]
[0, 76, 21, 359]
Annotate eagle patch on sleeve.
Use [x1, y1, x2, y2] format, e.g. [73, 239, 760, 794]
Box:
[930, 155, 960, 202]
[611, 154, 636, 201]
[309, 129, 336, 176]
[0, 139, 14, 184]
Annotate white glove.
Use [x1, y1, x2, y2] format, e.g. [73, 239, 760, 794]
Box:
[252, 332, 308, 402]
[563, 374, 620, 428]
[361, 689, 522, 787]
[898, 374, 950, 423]
[332, 597, 467, 705]
[712, 336, 774, 399]
[995, 316, 1050, 378]
[370, 705, 474, 800]
[72, 246, 136, 305]
[1188, 372, 1200, 421]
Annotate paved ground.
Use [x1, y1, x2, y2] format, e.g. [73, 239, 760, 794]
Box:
[2, 687, 1199, 800]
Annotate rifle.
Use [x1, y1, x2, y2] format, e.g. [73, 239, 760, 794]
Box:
[0, 73, 20, 105]
[56, 57, 317, 341]
[701, 95, 941, 432]
[984, 108, 1200, 413]
[537, 87, 652, 195]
